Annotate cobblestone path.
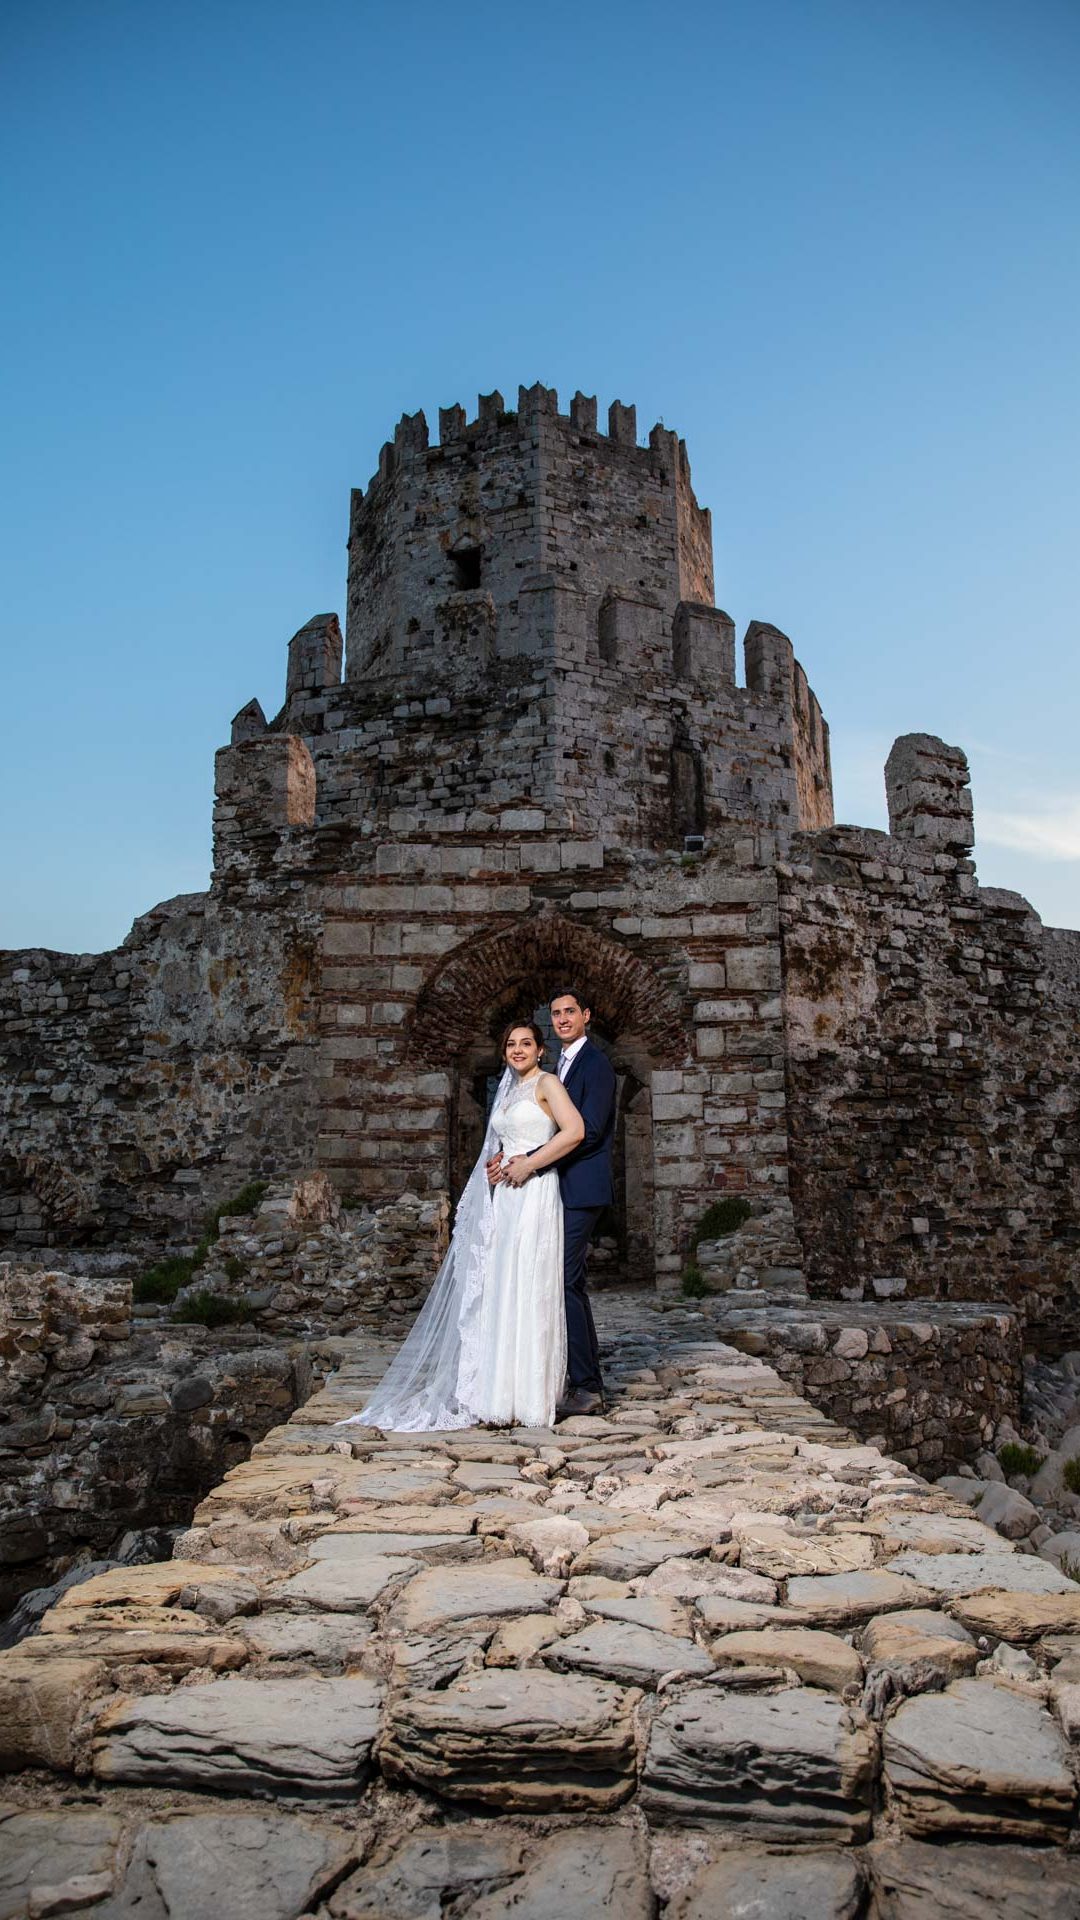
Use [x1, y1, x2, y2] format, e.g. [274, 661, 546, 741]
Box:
[3, 1296, 1080, 1916]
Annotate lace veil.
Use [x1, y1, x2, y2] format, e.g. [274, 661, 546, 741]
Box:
[337, 1066, 515, 1431]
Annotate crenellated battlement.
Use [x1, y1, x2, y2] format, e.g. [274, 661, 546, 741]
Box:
[366, 383, 696, 495]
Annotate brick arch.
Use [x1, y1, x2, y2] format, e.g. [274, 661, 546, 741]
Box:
[408, 908, 691, 1066]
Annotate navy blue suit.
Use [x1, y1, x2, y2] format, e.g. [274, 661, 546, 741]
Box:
[557, 1039, 617, 1392]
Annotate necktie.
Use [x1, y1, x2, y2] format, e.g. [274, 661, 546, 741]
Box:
[558, 1051, 570, 1080]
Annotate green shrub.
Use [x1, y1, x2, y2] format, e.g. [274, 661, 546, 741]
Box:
[997, 1441, 1044, 1479]
[1060, 1552, 1080, 1586]
[222, 1255, 247, 1282]
[133, 1255, 200, 1305]
[693, 1196, 753, 1245]
[1062, 1456, 1080, 1495]
[172, 1290, 252, 1329]
[681, 1264, 708, 1299]
[205, 1180, 268, 1238]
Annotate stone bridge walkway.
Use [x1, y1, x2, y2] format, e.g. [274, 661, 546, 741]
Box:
[3, 1298, 1080, 1917]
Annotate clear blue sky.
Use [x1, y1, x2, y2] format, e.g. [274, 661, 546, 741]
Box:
[3, 0, 1078, 951]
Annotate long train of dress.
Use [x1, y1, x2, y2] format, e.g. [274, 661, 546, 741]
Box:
[336, 1072, 566, 1432]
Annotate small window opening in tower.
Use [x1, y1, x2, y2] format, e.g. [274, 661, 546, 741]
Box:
[450, 543, 483, 590]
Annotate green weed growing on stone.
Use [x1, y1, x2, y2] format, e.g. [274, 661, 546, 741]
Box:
[205, 1180, 268, 1238]
[997, 1441, 1044, 1479]
[1062, 1457, 1080, 1495]
[693, 1196, 753, 1245]
[222, 1255, 247, 1282]
[1060, 1552, 1080, 1586]
[133, 1256, 200, 1305]
[133, 1180, 268, 1305]
[681, 1264, 708, 1299]
[172, 1290, 253, 1329]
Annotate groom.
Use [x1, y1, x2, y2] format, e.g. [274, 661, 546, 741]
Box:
[489, 987, 616, 1418]
[548, 988, 617, 1416]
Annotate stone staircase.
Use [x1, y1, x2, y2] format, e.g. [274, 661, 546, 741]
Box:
[1, 1297, 1079, 1917]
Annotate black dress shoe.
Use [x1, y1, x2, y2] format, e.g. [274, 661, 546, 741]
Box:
[556, 1388, 606, 1419]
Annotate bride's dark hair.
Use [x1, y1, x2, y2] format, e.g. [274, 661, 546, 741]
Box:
[500, 1018, 545, 1058]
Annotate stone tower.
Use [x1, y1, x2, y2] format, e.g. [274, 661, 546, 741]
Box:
[216, 383, 831, 875]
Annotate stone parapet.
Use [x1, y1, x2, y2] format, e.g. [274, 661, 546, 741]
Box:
[707, 1297, 1022, 1470]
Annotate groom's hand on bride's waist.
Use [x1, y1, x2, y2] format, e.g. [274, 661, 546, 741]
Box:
[503, 1155, 533, 1188]
[485, 1151, 504, 1187]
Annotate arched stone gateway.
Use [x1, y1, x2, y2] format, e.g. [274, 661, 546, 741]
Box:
[408, 907, 691, 1066]
[409, 911, 692, 1285]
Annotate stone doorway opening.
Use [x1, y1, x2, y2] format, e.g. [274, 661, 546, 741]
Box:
[409, 911, 689, 1289]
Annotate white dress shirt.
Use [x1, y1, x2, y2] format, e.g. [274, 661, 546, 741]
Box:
[557, 1035, 588, 1081]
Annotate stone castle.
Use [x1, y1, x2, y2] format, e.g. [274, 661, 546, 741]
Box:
[3, 382, 1079, 1335]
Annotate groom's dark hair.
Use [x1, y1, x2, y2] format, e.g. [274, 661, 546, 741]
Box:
[550, 985, 590, 1012]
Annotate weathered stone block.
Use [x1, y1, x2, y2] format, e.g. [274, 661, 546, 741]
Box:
[641, 1684, 877, 1839]
[379, 1669, 640, 1811]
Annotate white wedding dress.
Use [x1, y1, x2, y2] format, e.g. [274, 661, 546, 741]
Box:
[337, 1071, 566, 1432]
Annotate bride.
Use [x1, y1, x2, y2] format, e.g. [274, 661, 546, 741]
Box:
[338, 1020, 584, 1431]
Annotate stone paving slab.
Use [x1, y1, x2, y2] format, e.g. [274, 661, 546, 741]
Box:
[883, 1676, 1075, 1840]
[867, 1836, 1080, 1917]
[2, 1295, 1079, 1909]
[886, 1551, 1075, 1596]
[86, 1811, 353, 1920]
[380, 1668, 640, 1810]
[666, 1847, 865, 1920]
[641, 1684, 878, 1840]
[0, 1808, 123, 1920]
[546, 1619, 713, 1687]
[94, 1675, 382, 1798]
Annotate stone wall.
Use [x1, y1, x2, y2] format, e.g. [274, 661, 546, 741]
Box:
[316, 838, 798, 1283]
[710, 1298, 1022, 1470]
[1, 383, 833, 1281]
[0, 891, 321, 1248]
[3, 391, 1077, 1342]
[0, 1266, 316, 1613]
[779, 738, 1080, 1339]
[191, 1175, 449, 1336]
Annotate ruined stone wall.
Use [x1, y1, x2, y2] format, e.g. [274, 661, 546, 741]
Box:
[0, 889, 322, 1248]
[0, 1266, 314, 1612]
[790, 657, 833, 833]
[347, 402, 546, 679]
[192, 1176, 449, 1336]
[780, 818, 1080, 1337]
[227, 618, 830, 866]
